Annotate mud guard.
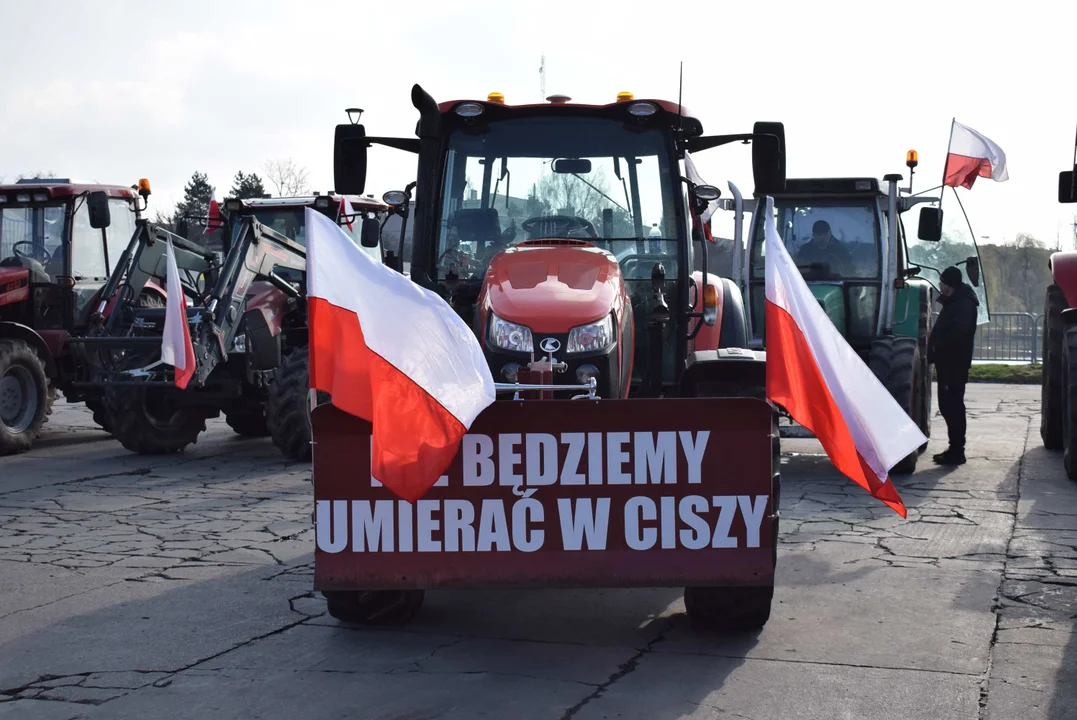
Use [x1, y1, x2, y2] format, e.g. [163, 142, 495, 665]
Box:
[1050, 251, 1077, 307]
[0, 321, 58, 379]
[310, 397, 775, 591]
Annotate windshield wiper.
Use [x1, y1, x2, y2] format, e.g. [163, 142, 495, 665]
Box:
[569, 173, 630, 215]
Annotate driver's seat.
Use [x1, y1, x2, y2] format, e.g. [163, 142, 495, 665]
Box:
[0, 255, 51, 285]
[452, 208, 502, 246]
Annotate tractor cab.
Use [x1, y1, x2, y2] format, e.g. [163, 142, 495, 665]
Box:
[0, 179, 150, 333]
[334, 87, 786, 398]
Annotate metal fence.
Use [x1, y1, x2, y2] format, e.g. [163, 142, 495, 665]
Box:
[929, 311, 1043, 363]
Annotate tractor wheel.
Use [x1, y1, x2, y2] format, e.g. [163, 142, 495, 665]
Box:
[869, 336, 921, 475]
[225, 403, 269, 437]
[323, 590, 425, 625]
[1041, 284, 1066, 449]
[102, 386, 207, 454]
[84, 400, 112, 432]
[1061, 325, 1077, 481]
[0, 339, 53, 456]
[683, 410, 780, 632]
[266, 347, 326, 461]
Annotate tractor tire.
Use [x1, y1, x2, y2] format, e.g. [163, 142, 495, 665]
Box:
[225, 404, 269, 437]
[683, 410, 780, 632]
[266, 347, 326, 461]
[1061, 325, 1077, 481]
[323, 590, 425, 625]
[0, 339, 53, 456]
[85, 399, 112, 432]
[869, 336, 921, 475]
[102, 386, 207, 454]
[1041, 284, 1066, 450]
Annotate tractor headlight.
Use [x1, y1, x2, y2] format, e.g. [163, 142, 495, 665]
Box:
[489, 314, 533, 353]
[232, 334, 247, 353]
[567, 315, 613, 354]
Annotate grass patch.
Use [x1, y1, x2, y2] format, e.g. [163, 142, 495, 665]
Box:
[959, 363, 1042, 385]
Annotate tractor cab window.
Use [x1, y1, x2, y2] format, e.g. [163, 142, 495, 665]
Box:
[104, 198, 138, 272]
[436, 116, 680, 285]
[0, 204, 66, 280]
[750, 199, 880, 280]
[248, 208, 307, 247]
[70, 200, 108, 280]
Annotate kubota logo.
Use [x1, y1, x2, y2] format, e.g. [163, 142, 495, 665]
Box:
[539, 338, 560, 354]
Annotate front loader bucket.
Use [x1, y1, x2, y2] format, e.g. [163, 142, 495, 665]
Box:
[310, 397, 776, 592]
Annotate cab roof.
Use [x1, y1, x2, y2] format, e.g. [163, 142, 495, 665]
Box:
[0, 181, 137, 200]
[771, 178, 884, 197]
[233, 193, 387, 211]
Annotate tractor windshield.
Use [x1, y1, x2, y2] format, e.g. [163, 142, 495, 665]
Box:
[0, 204, 66, 272]
[749, 198, 880, 281]
[237, 206, 380, 260]
[436, 116, 680, 282]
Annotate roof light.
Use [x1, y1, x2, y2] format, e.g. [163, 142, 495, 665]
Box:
[314, 196, 330, 208]
[617, 91, 634, 102]
[546, 94, 571, 104]
[487, 92, 505, 104]
[627, 101, 657, 117]
[0, 196, 7, 203]
[224, 199, 242, 212]
[906, 149, 918, 168]
[15, 193, 30, 202]
[855, 180, 873, 190]
[32, 192, 48, 202]
[138, 178, 152, 195]
[382, 190, 407, 207]
[455, 102, 485, 117]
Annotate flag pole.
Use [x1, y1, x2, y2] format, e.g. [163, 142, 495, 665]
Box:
[938, 117, 956, 207]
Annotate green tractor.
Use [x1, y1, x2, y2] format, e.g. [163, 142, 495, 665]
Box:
[724, 132, 987, 474]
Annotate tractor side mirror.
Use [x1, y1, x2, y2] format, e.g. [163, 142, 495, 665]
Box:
[334, 123, 368, 195]
[917, 206, 943, 241]
[360, 217, 380, 248]
[965, 256, 980, 287]
[752, 121, 786, 196]
[1059, 170, 1077, 203]
[87, 191, 111, 229]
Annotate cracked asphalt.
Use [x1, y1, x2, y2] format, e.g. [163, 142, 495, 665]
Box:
[0, 383, 1074, 719]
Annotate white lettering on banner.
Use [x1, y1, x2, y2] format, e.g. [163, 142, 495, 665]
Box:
[680, 431, 710, 484]
[561, 433, 586, 485]
[635, 432, 677, 484]
[587, 432, 604, 485]
[314, 495, 769, 554]
[499, 433, 523, 488]
[525, 433, 558, 486]
[463, 435, 495, 486]
[557, 498, 611, 550]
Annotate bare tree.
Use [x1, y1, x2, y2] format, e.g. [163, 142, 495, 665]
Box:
[16, 170, 56, 181]
[262, 159, 310, 197]
[1014, 233, 1044, 313]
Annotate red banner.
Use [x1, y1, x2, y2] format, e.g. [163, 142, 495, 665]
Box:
[312, 397, 776, 590]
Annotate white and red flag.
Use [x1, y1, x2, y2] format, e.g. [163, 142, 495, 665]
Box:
[305, 207, 496, 503]
[944, 120, 1009, 189]
[764, 197, 924, 517]
[337, 196, 355, 232]
[206, 186, 223, 233]
[684, 152, 716, 243]
[160, 238, 196, 389]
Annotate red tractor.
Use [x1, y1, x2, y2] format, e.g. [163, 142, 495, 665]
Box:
[1040, 125, 1077, 476]
[312, 87, 787, 631]
[0, 179, 156, 454]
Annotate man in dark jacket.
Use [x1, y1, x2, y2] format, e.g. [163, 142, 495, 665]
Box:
[796, 220, 854, 276]
[927, 266, 980, 465]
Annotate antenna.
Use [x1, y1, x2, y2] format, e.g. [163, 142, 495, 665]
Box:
[539, 54, 546, 101]
[677, 61, 684, 134]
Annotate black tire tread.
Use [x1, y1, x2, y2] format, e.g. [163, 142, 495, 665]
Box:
[869, 336, 921, 475]
[1061, 325, 1077, 480]
[266, 347, 314, 460]
[1041, 284, 1066, 449]
[0, 339, 52, 455]
[323, 590, 425, 625]
[102, 387, 206, 454]
[225, 405, 269, 437]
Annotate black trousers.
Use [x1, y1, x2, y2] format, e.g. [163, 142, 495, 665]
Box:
[936, 364, 969, 451]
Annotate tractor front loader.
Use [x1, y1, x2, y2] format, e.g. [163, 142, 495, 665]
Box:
[69, 214, 309, 454]
[311, 86, 787, 631]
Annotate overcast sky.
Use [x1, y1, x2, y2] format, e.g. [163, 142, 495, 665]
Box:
[3, 0, 1075, 247]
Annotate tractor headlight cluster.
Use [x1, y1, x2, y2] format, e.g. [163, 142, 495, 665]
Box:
[567, 316, 613, 354]
[489, 314, 533, 353]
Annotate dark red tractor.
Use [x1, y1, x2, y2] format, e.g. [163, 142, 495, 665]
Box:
[0, 179, 156, 454]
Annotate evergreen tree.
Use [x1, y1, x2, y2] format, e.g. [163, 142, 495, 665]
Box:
[231, 171, 266, 199]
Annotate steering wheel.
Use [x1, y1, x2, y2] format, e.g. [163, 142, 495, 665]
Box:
[521, 215, 597, 240]
[12, 241, 51, 264]
[438, 246, 478, 277]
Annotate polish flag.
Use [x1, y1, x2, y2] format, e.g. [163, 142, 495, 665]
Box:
[337, 197, 355, 232]
[944, 121, 1009, 189]
[160, 238, 196, 389]
[764, 197, 924, 517]
[206, 187, 222, 233]
[684, 152, 716, 243]
[305, 207, 496, 503]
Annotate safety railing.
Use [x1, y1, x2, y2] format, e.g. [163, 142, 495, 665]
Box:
[930, 311, 1043, 363]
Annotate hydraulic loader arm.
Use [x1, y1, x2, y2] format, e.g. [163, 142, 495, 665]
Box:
[190, 218, 307, 384]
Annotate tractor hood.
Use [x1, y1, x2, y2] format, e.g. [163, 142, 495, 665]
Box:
[480, 241, 623, 334]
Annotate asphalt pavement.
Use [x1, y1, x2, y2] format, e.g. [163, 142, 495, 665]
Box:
[0, 384, 1073, 719]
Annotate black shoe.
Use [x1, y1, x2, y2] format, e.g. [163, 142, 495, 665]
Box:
[933, 449, 966, 466]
